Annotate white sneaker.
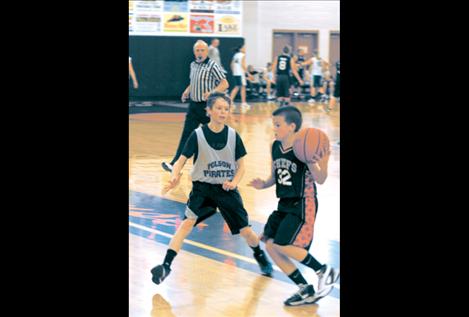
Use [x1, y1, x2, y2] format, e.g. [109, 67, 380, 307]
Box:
[316, 264, 340, 292]
[284, 284, 332, 306]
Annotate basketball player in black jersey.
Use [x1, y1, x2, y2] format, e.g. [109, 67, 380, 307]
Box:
[272, 46, 303, 107]
[292, 48, 306, 98]
[248, 106, 339, 306]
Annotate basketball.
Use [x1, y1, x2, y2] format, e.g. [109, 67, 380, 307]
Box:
[293, 127, 330, 164]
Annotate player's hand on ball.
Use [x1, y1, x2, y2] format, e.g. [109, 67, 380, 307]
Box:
[222, 180, 236, 191]
[307, 154, 321, 164]
[317, 146, 331, 160]
[248, 178, 264, 189]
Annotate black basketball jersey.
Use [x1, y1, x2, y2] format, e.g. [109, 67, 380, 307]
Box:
[296, 55, 305, 70]
[276, 54, 291, 76]
[272, 140, 315, 198]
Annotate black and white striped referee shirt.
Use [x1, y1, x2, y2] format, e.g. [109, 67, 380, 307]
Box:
[189, 58, 226, 102]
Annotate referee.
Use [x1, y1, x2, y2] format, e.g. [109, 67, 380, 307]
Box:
[162, 40, 229, 172]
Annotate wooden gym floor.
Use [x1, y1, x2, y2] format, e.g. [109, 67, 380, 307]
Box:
[129, 101, 340, 317]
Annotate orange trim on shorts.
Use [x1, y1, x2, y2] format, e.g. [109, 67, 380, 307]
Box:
[293, 170, 317, 248]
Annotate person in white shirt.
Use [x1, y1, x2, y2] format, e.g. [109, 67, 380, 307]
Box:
[229, 44, 254, 110]
[302, 51, 329, 103]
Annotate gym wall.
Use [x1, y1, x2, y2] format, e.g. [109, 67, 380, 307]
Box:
[242, 1, 340, 68]
[129, 36, 244, 100]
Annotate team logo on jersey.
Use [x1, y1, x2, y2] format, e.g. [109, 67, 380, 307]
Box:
[274, 158, 297, 186]
[203, 160, 235, 178]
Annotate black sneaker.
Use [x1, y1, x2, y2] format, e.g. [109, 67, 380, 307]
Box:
[151, 264, 171, 285]
[161, 162, 173, 173]
[253, 250, 273, 276]
[284, 284, 331, 306]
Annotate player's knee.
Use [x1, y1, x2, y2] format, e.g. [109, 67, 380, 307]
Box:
[239, 226, 252, 238]
[265, 239, 275, 254]
[181, 218, 196, 231]
[272, 243, 287, 253]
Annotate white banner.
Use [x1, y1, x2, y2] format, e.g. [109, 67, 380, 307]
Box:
[130, 0, 242, 37]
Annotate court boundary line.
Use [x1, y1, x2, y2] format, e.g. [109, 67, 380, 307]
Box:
[129, 221, 340, 290]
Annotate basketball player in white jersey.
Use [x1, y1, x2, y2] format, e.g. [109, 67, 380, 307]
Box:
[302, 51, 329, 103]
[229, 44, 253, 111]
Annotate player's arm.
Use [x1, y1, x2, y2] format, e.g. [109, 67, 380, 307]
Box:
[271, 59, 277, 83]
[302, 58, 313, 67]
[263, 161, 277, 188]
[248, 160, 276, 189]
[322, 59, 330, 72]
[290, 58, 303, 84]
[162, 155, 187, 194]
[242, 56, 254, 81]
[129, 60, 139, 88]
[235, 157, 246, 184]
[223, 157, 245, 191]
[181, 84, 191, 102]
[163, 132, 197, 193]
[307, 151, 330, 184]
[242, 55, 247, 73]
[213, 78, 229, 93]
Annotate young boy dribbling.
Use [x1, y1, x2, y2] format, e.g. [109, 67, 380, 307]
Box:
[248, 106, 339, 306]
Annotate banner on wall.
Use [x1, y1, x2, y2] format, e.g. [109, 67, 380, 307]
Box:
[130, 0, 242, 37]
[215, 15, 240, 35]
[163, 13, 189, 32]
[190, 15, 214, 33]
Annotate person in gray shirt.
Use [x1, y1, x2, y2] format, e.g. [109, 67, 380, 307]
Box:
[208, 38, 225, 73]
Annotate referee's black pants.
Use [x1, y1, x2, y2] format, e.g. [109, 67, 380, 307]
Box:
[170, 100, 210, 165]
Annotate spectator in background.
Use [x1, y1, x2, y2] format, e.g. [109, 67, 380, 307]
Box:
[263, 62, 275, 100]
[319, 71, 334, 109]
[246, 65, 261, 98]
[208, 38, 225, 73]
